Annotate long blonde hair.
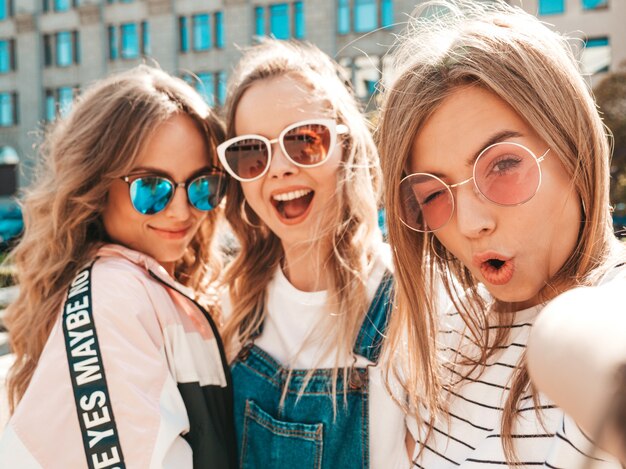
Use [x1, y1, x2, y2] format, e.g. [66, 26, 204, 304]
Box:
[6, 65, 225, 412]
[378, 0, 621, 462]
[221, 39, 382, 379]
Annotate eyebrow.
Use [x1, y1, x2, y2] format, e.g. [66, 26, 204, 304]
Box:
[127, 165, 215, 181]
[465, 130, 524, 167]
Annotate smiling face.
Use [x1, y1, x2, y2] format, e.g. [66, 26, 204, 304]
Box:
[102, 113, 211, 274]
[234, 75, 342, 250]
[409, 85, 581, 309]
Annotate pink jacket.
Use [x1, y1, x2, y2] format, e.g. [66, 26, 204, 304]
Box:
[0, 244, 237, 468]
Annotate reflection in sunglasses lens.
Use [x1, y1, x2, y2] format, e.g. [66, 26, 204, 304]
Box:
[283, 124, 331, 165]
[130, 177, 173, 215]
[226, 138, 269, 180]
[187, 175, 225, 211]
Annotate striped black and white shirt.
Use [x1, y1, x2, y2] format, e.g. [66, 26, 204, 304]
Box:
[407, 302, 621, 469]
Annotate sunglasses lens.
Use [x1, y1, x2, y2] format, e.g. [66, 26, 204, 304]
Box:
[129, 177, 173, 215]
[283, 123, 332, 166]
[224, 138, 269, 180]
[399, 174, 453, 232]
[187, 174, 226, 211]
[474, 143, 540, 205]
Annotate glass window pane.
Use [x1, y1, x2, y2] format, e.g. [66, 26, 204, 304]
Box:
[582, 0, 608, 9]
[270, 4, 289, 39]
[193, 13, 210, 51]
[217, 71, 227, 106]
[382, 0, 393, 27]
[538, 0, 565, 15]
[0, 93, 13, 126]
[54, 0, 70, 11]
[337, 0, 349, 34]
[354, 0, 377, 33]
[255, 7, 265, 36]
[582, 37, 610, 74]
[179, 17, 189, 52]
[121, 23, 139, 59]
[108, 25, 118, 60]
[58, 86, 73, 117]
[56, 31, 73, 66]
[141, 21, 150, 55]
[45, 90, 56, 121]
[196, 72, 215, 107]
[0, 1, 6, 20]
[0, 40, 9, 73]
[294, 2, 304, 39]
[215, 11, 224, 48]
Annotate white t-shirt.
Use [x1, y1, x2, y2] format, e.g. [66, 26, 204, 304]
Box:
[223, 243, 410, 469]
[407, 267, 626, 468]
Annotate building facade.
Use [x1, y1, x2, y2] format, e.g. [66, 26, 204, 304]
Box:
[512, 0, 623, 77]
[0, 0, 622, 196]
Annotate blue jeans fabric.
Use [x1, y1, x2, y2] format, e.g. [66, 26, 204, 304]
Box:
[231, 272, 393, 469]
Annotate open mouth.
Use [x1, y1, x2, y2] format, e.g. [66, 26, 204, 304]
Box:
[480, 257, 514, 286]
[271, 189, 315, 221]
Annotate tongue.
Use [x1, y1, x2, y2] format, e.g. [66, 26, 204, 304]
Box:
[282, 197, 310, 218]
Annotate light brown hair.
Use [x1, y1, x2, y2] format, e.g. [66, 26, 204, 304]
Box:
[378, 0, 622, 463]
[221, 39, 382, 391]
[5, 65, 225, 412]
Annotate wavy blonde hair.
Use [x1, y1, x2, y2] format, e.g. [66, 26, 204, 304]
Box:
[378, 0, 624, 463]
[6, 65, 225, 412]
[221, 40, 382, 383]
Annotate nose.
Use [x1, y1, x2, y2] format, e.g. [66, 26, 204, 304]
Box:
[454, 181, 495, 238]
[267, 142, 299, 179]
[164, 185, 192, 220]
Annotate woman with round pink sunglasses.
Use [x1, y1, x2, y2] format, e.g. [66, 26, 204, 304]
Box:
[378, 1, 626, 467]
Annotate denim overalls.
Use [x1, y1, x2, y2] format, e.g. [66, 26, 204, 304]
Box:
[231, 272, 393, 469]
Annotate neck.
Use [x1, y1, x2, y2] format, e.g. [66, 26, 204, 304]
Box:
[281, 241, 330, 292]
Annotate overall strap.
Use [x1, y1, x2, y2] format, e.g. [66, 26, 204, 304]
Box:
[353, 270, 394, 364]
[62, 262, 126, 469]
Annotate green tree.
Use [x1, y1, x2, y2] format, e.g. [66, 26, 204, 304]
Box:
[594, 64, 626, 206]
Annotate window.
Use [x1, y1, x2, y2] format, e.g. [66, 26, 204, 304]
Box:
[0, 92, 17, 127]
[108, 25, 118, 60]
[216, 71, 227, 107]
[43, 0, 78, 13]
[255, 6, 265, 36]
[141, 21, 150, 55]
[582, 0, 608, 9]
[197, 72, 215, 106]
[179, 17, 189, 52]
[121, 23, 139, 59]
[54, 31, 79, 67]
[255, 2, 304, 39]
[193, 14, 211, 51]
[338, 0, 349, 34]
[56, 31, 72, 66]
[294, 2, 304, 39]
[538, 0, 565, 15]
[0, 39, 15, 73]
[0, 0, 13, 20]
[354, 0, 377, 32]
[215, 12, 224, 48]
[186, 71, 228, 107]
[45, 86, 77, 121]
[381, 0, 393, 27]
[581, 37, 610, 74]
[339, 0, 393, 34]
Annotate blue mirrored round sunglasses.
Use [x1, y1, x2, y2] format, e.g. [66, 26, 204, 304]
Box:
[121, 171, 227, 215]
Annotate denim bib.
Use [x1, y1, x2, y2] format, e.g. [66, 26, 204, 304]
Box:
[231, 272, 393, 469]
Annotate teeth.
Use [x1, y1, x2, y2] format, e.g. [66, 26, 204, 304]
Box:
[272, 189, 313, 202]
